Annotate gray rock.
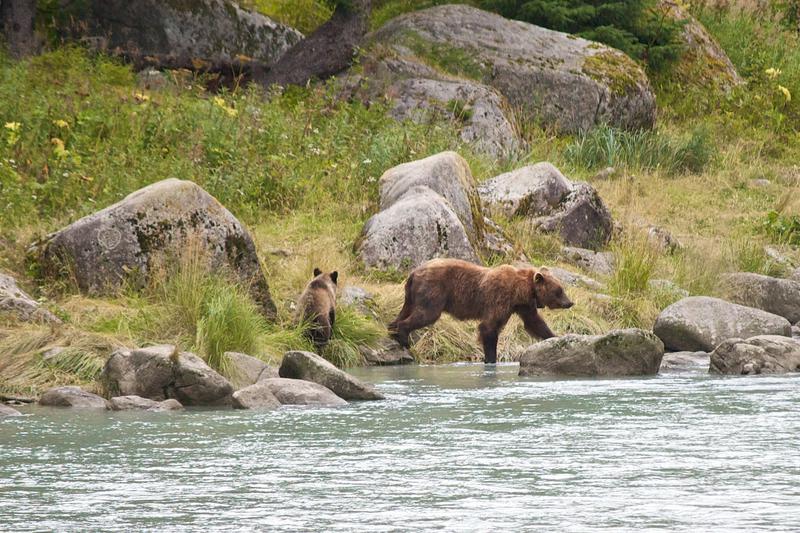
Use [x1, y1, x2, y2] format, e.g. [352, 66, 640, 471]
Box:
[0, 272, 61, 324]
[258, 378, 347, 407]
[339, 286, 376, 316]
[0, 404, 22, 417]
[544, 266, 605, 291]
[482, 216, 519, 260]
[791, 268, 800, 282]
[764, 246, 796, 269]
[388, 77, 520, 158]
[478, 162, 572, 218]
[792, 325, 800, 339]
[231, 382, 282, 410]
[533, 183, 613, 250]
[279, 351, 384, 401]
[750, 178, 771, 188]
[646, 226, 682, 253]
[648, 279, 689, 298]
[109, 395, 184, 411]
[653, 296, 792, 352]
[560, 246, 615, 276]
[37, 179, 275, 318]
[357, 186, 480, 271]
[101, 345, 234, 406]
[224, 351, 277, 389]
[39, 386, 109, 410]
[379, 151, 483, 240]
[519, 328, 664, 377]
[370, 4, 655, 132]
[660, 351, 709, 372]
[710, 335, 800, 375]
[60, 0, 302, 68]
[592, 167, 618, 180]
[360, 338, 415, 366]
[136, 69, 168, 90]
[721, 272, 800, 323]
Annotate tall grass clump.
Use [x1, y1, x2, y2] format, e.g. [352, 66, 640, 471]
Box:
[324, 306, 384, 367]
[564, 125, 713, 175]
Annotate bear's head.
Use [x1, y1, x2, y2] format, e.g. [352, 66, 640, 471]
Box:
[531, 268, 573, 310]
[312, 268, 338, 295]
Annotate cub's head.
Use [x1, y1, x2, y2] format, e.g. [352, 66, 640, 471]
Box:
[312, 267, 338, 291]
[531, 268, 573, 310]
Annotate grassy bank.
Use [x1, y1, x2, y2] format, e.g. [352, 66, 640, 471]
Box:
[1, 3, 799, 396]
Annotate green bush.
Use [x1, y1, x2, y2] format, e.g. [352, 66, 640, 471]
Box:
[763, 211, 800, 246]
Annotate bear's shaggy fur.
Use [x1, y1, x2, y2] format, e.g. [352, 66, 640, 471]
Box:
[388, 259, 573, 363]
[297, 268, 338, 348]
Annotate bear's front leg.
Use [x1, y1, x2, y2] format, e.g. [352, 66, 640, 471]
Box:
[517, 307, 555, 340]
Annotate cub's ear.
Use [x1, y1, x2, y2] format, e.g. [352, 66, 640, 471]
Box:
[534, 272, 545, 283]
[313, 267, 322, 277]
[330, 271, 338, 284]
[540, 266, 550, 273]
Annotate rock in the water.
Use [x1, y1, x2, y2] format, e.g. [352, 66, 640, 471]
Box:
[357, 186, 480, 270]
[560, 246, 615, 276]
[519, 328, 664, 377]
[478, 162, 572, 219]
[225, 351, 277, 389]
[653, 296, 792, 352]
[0, 272, 60, 324]
[39, 386, 109, 410]
[109, 395, 184, 411]
[38, 179, 275, 318]
[721, 272, 800, 324]
[101, 345, 233, 406]
[370, 4, 655, 132]
[660, 351, 709, 372]
[710, 335, 800, 375]
[279, 351, 384, 401]
[533, 183, 613, 250]
[258, 378, 347, 407]
[360, 338, 415, 366]
[57, 0, 302, 68]
[231, 382, 282, 410]
[0, 404, 22, 417]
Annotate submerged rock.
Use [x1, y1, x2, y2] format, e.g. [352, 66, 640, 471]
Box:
[258, 378, 347, 407]
[101, 345, 234, 406]
[38, 179, 276, 318]
[653, 296, 792, 352]
[0, 272, 60, 324]
[39, 386, 109, 410]
[0, 404, 23, 417]
[279, 351, 384, 401]
[231, 382, 282, 410]
[710, 335, 800, 375]
[721, 272, 800, 324]
[225, 351, 278, 389]
[109, 395, 184, 411]
[518, 328, 664, 377]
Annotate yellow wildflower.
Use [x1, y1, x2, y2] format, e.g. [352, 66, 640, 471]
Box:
[778, 85, 791, 102]
[212, 96, 237, 117]
[4, 121, 21, 131]
[51, 137, 69, 159]
[765, 68, 782, 79]
[53, 119, 70, 129]
[134, 92, 150, 103]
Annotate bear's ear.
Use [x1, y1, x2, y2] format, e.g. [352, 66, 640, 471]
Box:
[330, 271, 338, 284]
[540, 266, 550, 273]
[534, 272, 545, 284]
[313, 267, 322, 277]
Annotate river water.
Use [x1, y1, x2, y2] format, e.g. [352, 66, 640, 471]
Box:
[2, 363, 800, 532]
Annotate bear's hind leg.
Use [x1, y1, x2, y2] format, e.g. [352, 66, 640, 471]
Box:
[393, 307, 442, 348]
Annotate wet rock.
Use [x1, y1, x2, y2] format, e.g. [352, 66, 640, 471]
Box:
[710, 335, 800, 375]
[660, 351, 709, 372]
[560, 247, 615, 277]
[653, 296, 792, 352]
[279, 351, 384, 401]
[101, 345, 234, 406]
[258, 378, 347, 407]
[370, 4, 655, 132]
[231, 382, 282, 410]
[39, 386, 109, 410]
[360, 338, 415, 366]
[0, 404, 22, 417]
[109, 395, 184, 411]
[533, 184, 614, 250]
[478, 162, 572, 219]
[225, 351, 277, 389]
[0, 272, 61, 324]
[721, 272, 800, 324]
[357, 186, 480, 271]
[37, 179, 275, 318]
[519, 328, 664, 377]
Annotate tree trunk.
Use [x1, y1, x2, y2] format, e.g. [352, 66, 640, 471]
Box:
[260, 0, 372, 87]
[1, 0, 37, 58]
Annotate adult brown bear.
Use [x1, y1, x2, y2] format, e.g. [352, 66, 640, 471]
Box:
[388, 259, 573, 363]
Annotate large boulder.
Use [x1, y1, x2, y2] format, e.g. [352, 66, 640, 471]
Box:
[721, 272, 800, 324]
[101, 345, 234, 406]
[357, 186, 480, 270]
[0, 404, 22, 417]
[38, 179, 275, 318]
[224, 351, 278, 389]
[231, 382, 282, 410]
[478, 162, 572, 218]
[654, 297, 792, 352]
[519, 328, 664, 377]
[710, 335, 800, 375]
[532, 183, 613, 250]
[0, 272, 60, 324]
[56, 0, 302, 69]
[39, 386, 109, 410]
[109, 396, 184, 411]
[369, 4, 656, 133]
[279, 351, 384, 401]
[258, 378, 347, 407]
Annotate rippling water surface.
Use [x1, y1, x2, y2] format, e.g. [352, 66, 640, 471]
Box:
[2, 364, 800, 531]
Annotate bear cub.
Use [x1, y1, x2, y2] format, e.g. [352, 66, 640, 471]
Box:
[388, 259, 573, 364]
[297, 267, 338, 348]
